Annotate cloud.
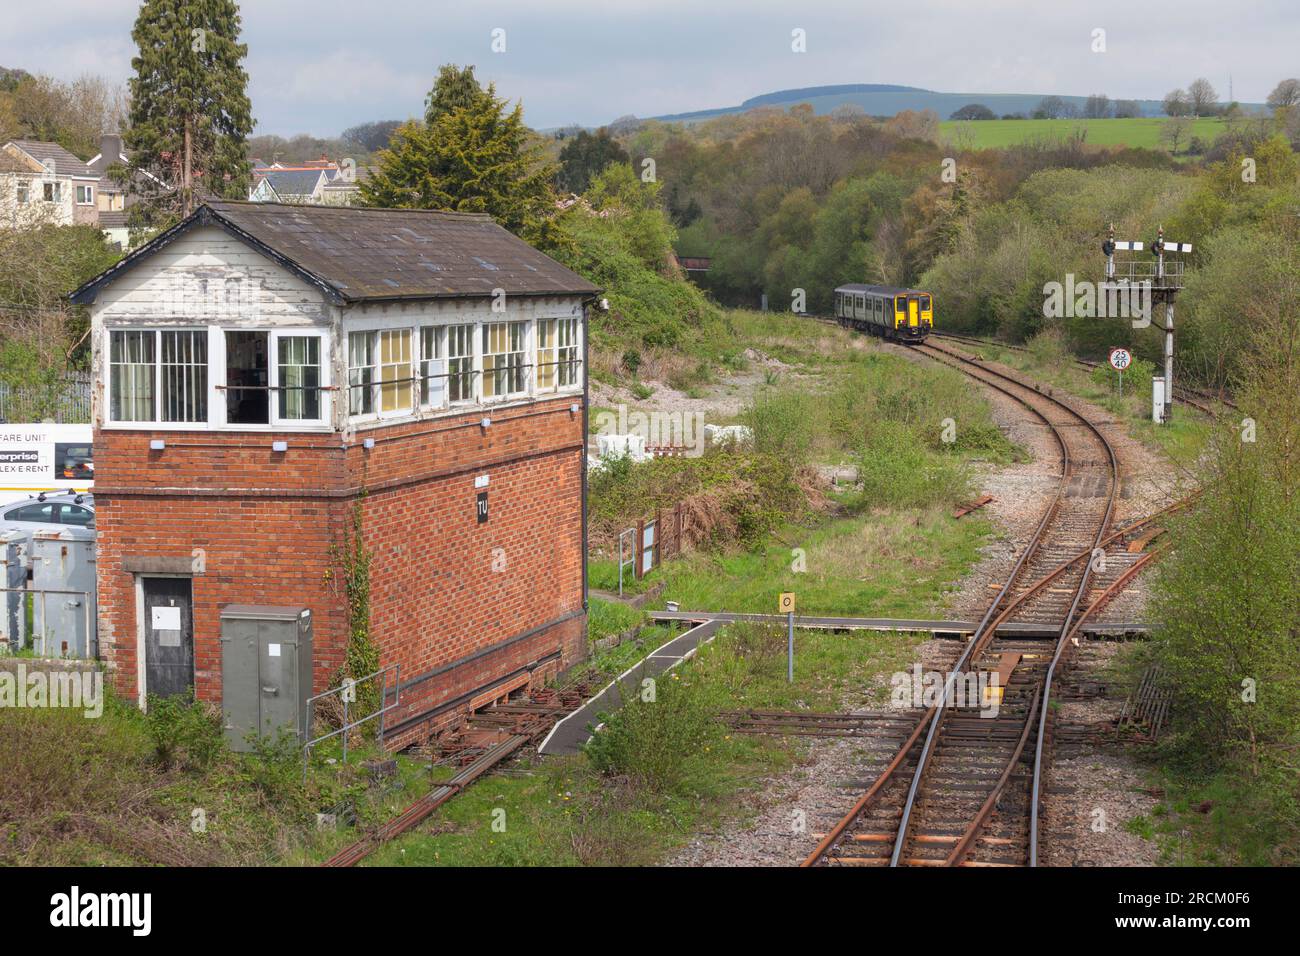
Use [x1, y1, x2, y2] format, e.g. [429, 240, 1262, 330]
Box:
[2, 0, 1295, 135]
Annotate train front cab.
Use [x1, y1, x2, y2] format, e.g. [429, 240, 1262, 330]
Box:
[893, 292, 933, 342]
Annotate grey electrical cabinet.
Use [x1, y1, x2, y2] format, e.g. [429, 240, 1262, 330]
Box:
[219, 605, 314, 752]
[30, 528, 97, 659]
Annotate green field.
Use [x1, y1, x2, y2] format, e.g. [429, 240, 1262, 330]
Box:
[939, 117, 1229, 152]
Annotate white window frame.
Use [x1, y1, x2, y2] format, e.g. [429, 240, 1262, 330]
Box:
[75, 183, 94, 205]
[271, 331, 328, 426]
[536, 316, 581, 393]
[445, 322, 477, 406]
[103, 326, 331, 431]
[418, 325, 448, 410]
[347, 328, 415, 422]
[15, 180, 29, 205]
[42, 180, 61, 203]
[480, 319, 529, 403]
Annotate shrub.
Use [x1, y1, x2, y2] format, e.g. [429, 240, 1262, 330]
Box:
[144, 692, 225, 771]
[583, 668, 720, 792]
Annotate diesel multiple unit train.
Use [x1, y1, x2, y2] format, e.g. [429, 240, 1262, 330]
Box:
[833, 284, 933, 342]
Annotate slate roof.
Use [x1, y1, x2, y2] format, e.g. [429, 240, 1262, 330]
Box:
[71, 200, 600, 305]
[5, 140, 96, 179]
[258, 168, 327, 197]
[0, 148, 38, 174]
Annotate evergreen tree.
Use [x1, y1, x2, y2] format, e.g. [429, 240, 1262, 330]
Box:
[123, 0, 254, 226]
[423, 64, 490, 125]
[556, 128, 630, 195]
[361, 66, 560, 248]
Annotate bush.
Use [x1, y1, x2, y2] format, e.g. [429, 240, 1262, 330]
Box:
[853, 420, 970, 510]
[583, 668, 720, 792]
[144, 692, 225, 772]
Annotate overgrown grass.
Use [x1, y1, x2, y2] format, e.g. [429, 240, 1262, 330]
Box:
[587, 597, 643, 644]
[0, 685, 433, 866]
[638, 507, 992, 618]
[363, 618, 923, 867]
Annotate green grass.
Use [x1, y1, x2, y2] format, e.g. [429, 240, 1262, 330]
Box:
[1140, 769, 1300, 866]
[586, 597, 643, 644]
[362, 617, 925, 867]
[636, 506, 991, 619]
[939, 117, 1229, 153]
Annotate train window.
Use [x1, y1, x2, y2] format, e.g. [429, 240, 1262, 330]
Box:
[895, 297, 906, 312]
[919, 295, 931, 310]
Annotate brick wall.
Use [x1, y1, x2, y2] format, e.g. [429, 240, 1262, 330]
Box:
[94, 395, 587, 738]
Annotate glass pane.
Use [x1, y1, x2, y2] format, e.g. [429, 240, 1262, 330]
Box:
[278, 335, 321, 420]
[160, 331, 207, 423]
[110, 331, 155, 421]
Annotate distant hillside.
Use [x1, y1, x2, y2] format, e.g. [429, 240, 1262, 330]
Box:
[647, 85, 1264, 125]
[740, 83, 928, 108]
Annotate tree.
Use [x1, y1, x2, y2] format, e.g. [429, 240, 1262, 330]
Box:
[340, 120, 402, 154]
[950, 103, 995, 121]
[424, 64, 490, 125]
[124, 0, 254, 223]
[556, 128, 630, 194]
[1083, 94, 1112, 119]
[1188, 77, 1218, 117]
[1034, 96, 1070, 119]
[1160, 115, 1192, 155]
[1163, 88, 1191, 117]
[1266, 78, 1300, 110]
[1113, 99, 1140, 119]
[360, 67, 560, 247]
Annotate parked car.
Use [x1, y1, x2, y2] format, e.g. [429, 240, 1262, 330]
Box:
[0, 492, 95, 550]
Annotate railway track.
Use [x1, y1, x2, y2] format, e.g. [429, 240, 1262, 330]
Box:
[931, 330, 1235, 414]
[802, 337, 1176, 868]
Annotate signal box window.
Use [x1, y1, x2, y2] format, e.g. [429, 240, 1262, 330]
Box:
[226, 331, 269, 424]
[482, 321, 526, 399]
[278, 336, 321, 421]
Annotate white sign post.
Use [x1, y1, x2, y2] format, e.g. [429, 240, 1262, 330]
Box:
[1109, 347, 1132, 399]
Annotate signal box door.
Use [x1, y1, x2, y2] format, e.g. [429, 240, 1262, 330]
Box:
[142, 576, 194, 701]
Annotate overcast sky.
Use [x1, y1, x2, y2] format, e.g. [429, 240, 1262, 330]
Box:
[4, 1, 1296, 136]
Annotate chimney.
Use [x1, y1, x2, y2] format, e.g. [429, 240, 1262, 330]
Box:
[99, 132, 124, 165]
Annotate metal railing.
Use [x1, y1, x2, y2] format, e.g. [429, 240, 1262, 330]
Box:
[1102, 259, 1185, 290]
[617, 528, 636, 595]
[302, 663, 401, 781]
[0, 375, 91, 424]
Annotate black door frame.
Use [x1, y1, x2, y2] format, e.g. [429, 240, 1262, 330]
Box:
[136, 573, 195, 709]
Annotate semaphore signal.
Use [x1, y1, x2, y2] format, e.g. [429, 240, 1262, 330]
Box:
[1102, 223, 1193, 423]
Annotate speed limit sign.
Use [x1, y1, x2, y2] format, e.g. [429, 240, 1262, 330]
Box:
[1109, 347, 1132, 371]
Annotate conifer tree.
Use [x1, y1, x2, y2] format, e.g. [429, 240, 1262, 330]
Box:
[123, 0, 254, 226]
[361, 66, 560, 248]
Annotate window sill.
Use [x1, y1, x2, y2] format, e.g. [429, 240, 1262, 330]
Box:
[99, 421, 336, 434]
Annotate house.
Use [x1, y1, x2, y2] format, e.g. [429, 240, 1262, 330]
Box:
[70, 201, 598, 747]
[248, 168, 329, 204]
[1, 139, 99, 228]
[87, 133, 131, 216]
